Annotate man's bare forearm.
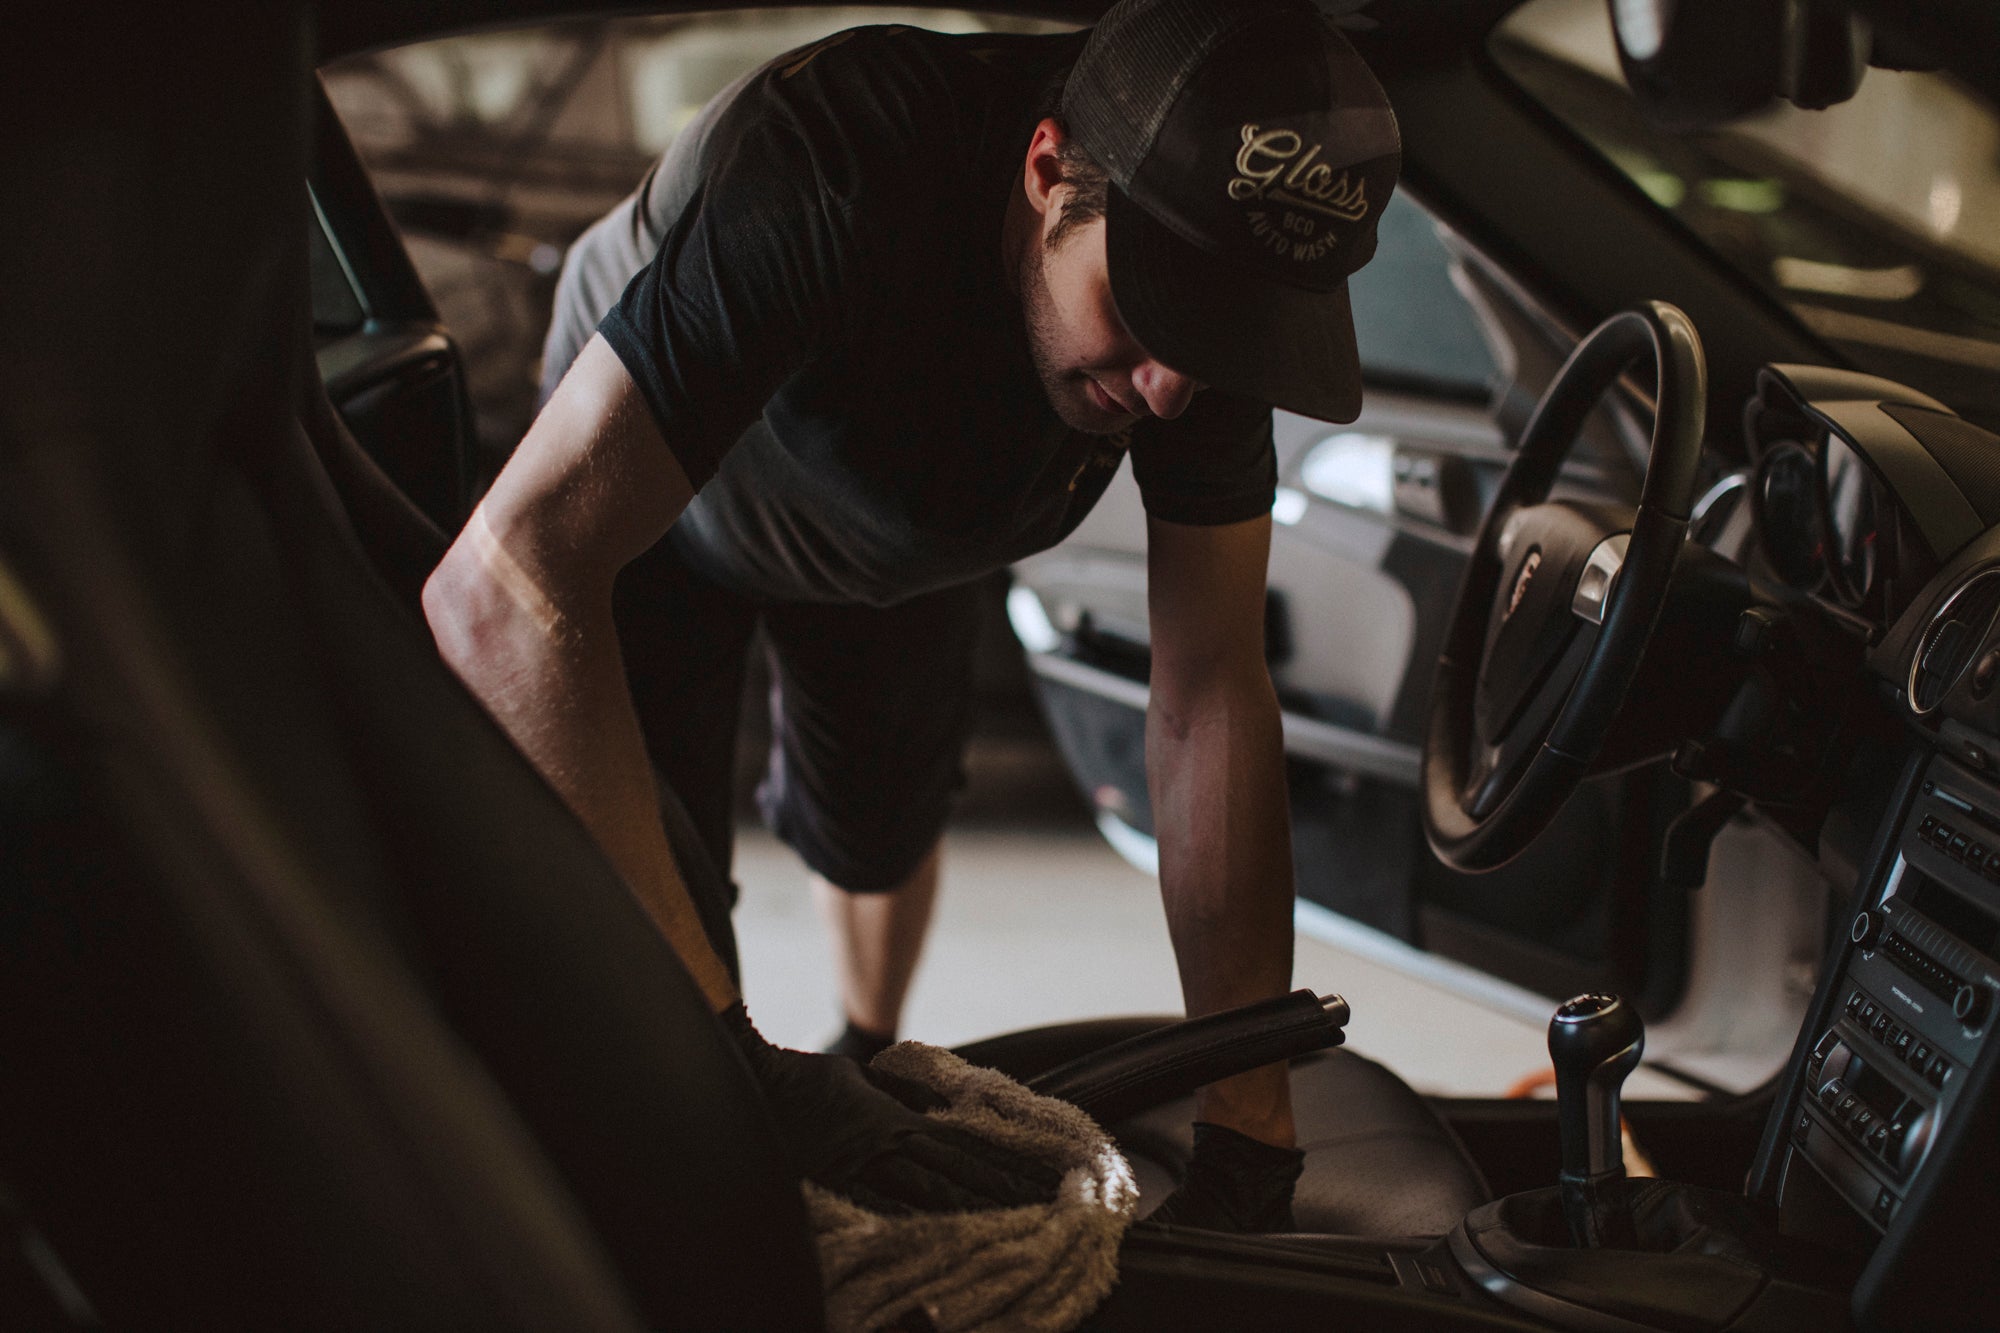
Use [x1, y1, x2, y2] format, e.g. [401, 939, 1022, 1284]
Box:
[1147, 667, 1296, 1144]
[425, 515, 738, 1008]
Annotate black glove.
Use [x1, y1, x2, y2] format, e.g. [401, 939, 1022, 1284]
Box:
[721, 1003, 1062, 1215]
[1146, 1122, 1305, 1233]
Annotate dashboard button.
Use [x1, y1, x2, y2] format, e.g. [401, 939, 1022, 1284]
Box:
[1868, 1123, 1890, 1153]
[1972, 841, 1991, 864]
[1837, 1092, 1860, 1118]
[1862, 1001, 1880, 1024]
[1847, 991, 1867, 1017]
[1930, 820, 1956, 849]
[1873, 1189, 1896, 1226]
[1871, 1011, 1894, 1038]
[1928, 1056, 1951, 1087]
[1954, 982, 1991, 1029]
[1893, 1028, 1915, 1060]
[1910, 1041, 1933, 1070]
[1821, 1079, 1846, 1107]
[1886, 1120, 1909, 1164]
[1950, 832, 1972, 859]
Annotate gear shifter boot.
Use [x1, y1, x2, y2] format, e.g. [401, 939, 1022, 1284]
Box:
[1450, 1181, 1854, 1332]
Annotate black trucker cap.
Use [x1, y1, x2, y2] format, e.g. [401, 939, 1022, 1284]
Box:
[1062, 0, 1401, 423]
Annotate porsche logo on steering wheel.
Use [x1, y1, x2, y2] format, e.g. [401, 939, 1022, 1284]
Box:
[1504, 549, 1542, 623]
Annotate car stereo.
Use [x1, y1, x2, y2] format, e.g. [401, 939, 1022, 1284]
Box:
[1789, 758, 2000, 1230]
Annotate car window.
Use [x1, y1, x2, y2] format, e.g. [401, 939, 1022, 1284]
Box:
[321, 8, 1074, 456]
[1492, 0, 2000, 431]
[1348, 192, 1497, 401]
[309, 194, 367, 340]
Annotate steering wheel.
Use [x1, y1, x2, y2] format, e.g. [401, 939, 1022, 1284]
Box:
[1422, 302, 1707, 873]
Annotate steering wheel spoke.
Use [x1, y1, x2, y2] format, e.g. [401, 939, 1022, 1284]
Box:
[1424, 303, 1705, 872]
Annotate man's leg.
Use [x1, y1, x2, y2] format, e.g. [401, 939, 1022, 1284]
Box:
[812, 840, 941, 1057]
[759, 582, 981, 1053]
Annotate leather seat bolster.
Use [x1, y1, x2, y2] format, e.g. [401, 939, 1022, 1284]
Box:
[1121, 1049, 1493, 1237]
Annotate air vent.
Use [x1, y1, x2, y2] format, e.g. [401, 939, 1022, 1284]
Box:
[1910, 570, 2000, 715]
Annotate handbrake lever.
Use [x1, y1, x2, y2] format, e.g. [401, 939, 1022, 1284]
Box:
[1028, 989, 1349, 1128]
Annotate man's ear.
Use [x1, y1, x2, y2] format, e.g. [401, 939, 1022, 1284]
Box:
[1021, 117, 1068, 221]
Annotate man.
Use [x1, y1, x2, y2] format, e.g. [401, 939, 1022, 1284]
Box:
[425, 0, 1400, 1231]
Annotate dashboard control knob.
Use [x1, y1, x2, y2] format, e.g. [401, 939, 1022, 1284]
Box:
[1954, 982, 1991, 1029]
[1850, 912, 1883, 949]
[1974, 648, 2000, 700]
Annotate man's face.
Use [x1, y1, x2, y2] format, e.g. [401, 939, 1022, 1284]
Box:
[1019, 212, 1202, 435]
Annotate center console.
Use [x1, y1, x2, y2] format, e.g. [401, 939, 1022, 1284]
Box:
[1755, 753, 2000, 1328]
[1790, 761, 2000, 1233]
[1104, 753, 1996, 1330]
[1440, 753, 2000, 1330]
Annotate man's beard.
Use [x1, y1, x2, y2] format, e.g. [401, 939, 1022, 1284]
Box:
[1019, 236, 1130, 436]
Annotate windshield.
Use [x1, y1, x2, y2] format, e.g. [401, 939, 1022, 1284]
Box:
[1493, 0, 2000, 432]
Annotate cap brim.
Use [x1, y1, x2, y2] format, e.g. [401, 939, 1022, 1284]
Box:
[1105, 187, 1363, 424]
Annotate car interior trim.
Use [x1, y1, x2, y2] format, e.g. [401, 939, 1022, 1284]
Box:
[0, 555, 62, 698]
[1906, 568, 2000, 716]
[308, 186, 371, 322]
[1569, 533, 1630, 626]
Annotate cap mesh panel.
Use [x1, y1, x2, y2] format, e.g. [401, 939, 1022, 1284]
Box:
[1062, 0, 1300, 183]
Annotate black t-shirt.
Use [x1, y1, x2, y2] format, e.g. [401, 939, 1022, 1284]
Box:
[591, 25, 1275, 607]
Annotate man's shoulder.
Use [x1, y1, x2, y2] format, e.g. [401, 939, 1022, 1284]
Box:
[751, 25, 1082, 159]
[776, 24, 1081, 100]
[665, 24, 1073, 247]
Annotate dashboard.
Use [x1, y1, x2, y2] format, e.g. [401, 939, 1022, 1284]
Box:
[1742, 366, 1984, 633]
[1734, 364, 2000, 752]
[1720, 363, 2000, 1319]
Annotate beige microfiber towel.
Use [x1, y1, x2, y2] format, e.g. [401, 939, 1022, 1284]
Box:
[804, 1041, 1139, 1333]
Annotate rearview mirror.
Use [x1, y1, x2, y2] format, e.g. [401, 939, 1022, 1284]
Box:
[1607, 0, 1876, 128]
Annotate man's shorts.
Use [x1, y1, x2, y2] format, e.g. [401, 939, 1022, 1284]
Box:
[614, 532, 980, 899]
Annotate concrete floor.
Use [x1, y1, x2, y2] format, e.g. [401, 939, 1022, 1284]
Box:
[732, 744, 1695, 1101]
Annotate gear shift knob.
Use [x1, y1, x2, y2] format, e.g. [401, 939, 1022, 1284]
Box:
[1549, 993, 1644, 1247]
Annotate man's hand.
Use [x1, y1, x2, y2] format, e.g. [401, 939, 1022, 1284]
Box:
[1146, 1121, 1304, 1233]
[722, 1005, 1063, 1214]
